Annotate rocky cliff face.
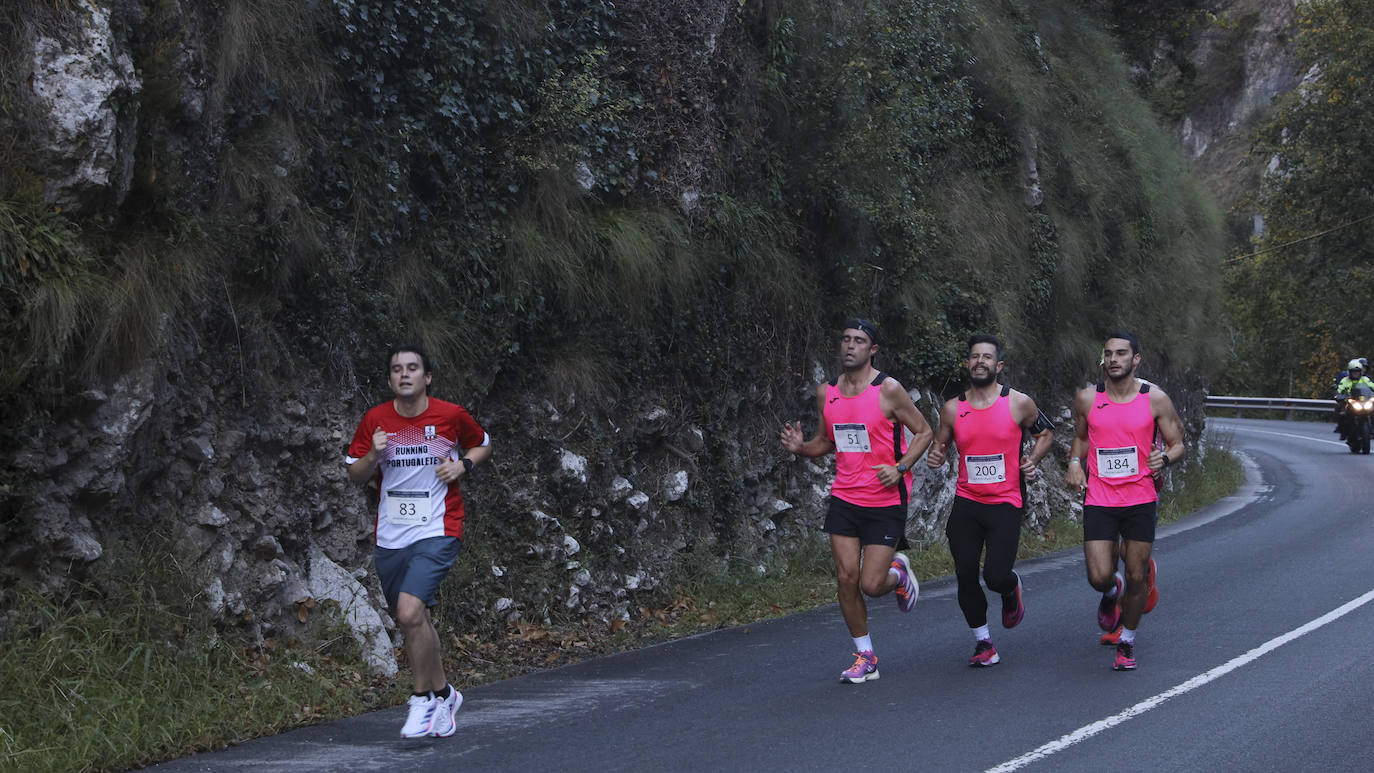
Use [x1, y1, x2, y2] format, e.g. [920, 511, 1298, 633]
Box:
[3, 327, 1082, 676]
[0, 0, 1232, 673]
[1178, 0, 1301, 229]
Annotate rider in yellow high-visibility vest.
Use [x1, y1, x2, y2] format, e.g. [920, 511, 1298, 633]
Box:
[1337, 359, 1374, 396]
[1336, 359, 1374, 441]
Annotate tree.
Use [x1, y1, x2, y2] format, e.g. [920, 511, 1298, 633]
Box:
[1226, 0, 1374, 396]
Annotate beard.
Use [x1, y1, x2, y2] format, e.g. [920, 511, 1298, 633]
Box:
[969, 370, 996, 387]
[1106, 361, 1136, 382]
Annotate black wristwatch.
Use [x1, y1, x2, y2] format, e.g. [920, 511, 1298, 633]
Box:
[896, 463, 909, 473]
[460, 457, 474, 474]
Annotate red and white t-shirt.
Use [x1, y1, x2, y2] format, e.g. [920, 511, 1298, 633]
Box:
[346, 398, 488, 548]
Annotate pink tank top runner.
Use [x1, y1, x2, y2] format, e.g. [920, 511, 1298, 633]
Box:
[825, 375, 909, 508]
[1085, 384, 1158, 507]
[953, 391, 1023, 507]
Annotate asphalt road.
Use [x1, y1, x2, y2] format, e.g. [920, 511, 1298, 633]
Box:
[143, 417, 1374, 773]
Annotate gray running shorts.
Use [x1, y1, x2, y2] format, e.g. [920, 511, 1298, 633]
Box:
[374, 535, 462, 609]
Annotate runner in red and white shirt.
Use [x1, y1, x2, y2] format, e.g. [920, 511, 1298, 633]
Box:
[346, 345, 491, 738]
[1065, 332, 1184, 671]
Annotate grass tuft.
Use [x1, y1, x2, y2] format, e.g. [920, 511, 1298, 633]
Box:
[0, 545, 385, 773]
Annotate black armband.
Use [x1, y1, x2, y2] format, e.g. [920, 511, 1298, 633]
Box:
[1030, 411, 1056, 434]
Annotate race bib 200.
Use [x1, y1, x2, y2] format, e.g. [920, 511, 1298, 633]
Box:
[966, 453, 1006, 484]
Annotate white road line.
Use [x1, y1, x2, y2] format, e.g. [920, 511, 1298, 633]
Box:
[1224, 425, 1348, 448]
[985, 587, 1374, 773]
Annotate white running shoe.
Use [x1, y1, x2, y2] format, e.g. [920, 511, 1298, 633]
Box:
[430, 686, 464, 738]
[400, 694, 438, 738]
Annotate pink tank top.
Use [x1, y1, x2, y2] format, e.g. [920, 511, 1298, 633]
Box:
[1085, 383, 1158, 507]
[824, 373, 909, 508]
[953, 387, 1023, 507]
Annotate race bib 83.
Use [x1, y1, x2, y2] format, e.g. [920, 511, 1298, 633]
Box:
[385, 489, 431, 526]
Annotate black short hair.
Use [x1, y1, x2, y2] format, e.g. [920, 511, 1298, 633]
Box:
[967, 333, 1003, 361]
[387, 343, 432, 374]
[842, 317, 880, 346]
[1104, 331, 1140, 356]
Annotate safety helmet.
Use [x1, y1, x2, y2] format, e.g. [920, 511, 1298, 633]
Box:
[1351, 359, 1364, 371]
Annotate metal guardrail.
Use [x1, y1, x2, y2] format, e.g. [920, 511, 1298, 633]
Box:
[1205, 395, 1334, 418]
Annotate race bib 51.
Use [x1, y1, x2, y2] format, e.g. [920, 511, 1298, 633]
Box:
[833, 423, 872, 453]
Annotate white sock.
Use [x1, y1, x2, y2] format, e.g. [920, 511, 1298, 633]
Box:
[972, 625, 991, 642]
[1120, 627, 1136, 644]
[1104, 572, 1123, 599]
[853, 635, 874, 653]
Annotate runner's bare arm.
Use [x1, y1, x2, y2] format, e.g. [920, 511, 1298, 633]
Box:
[880, 377, 934, 467]
[926, 398, 958, 468]
[436, 439, 493, 484]
[1148, 388, 1186, 472]
[1065, 388, 1092, 492]
[1013, 391, 1055, 477]
[348, 426, 388, 484]
[780, 383, 836, 457]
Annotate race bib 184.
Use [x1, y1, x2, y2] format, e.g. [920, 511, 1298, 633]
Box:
[966, 453, 1006, 484]
[833, 423, 872, 453]
[1096, 446, 1139, 478]
[385, 489, 431, 526]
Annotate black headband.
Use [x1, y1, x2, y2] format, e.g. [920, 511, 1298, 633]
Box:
[843, 318, 879, 345]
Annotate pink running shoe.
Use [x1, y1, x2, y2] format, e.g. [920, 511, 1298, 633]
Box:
[841, 651, 879, 683]
[1112, 642, 1137, 671]
[1097, 575, 1123, 631]
[1001, 572, 1024, 629]
[891, 553, 919, 613]
[969, 639, 1000, 667]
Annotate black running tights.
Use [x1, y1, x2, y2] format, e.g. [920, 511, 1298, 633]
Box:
[944, 497, 1023, 628]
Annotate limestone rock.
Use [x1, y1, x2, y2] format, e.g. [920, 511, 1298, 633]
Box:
[558, 449, 589, 484]
[28, 3, 142, 212]
[307, 549, 397, 677]
[663, 470, 689, 502]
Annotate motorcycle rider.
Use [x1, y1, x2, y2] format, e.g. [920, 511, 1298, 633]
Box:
[1335, 360, 1374, 440]
[1337, 360, 1373, 396]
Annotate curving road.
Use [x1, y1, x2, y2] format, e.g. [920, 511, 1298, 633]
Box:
[146, 417, 1374, 773]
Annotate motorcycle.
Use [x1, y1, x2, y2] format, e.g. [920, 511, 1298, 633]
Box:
[1337, 383, 1374, 454]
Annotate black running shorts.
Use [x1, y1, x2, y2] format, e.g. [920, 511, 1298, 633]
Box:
[1083, 502, 1158, 543]
[824, 496, 909, 549]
